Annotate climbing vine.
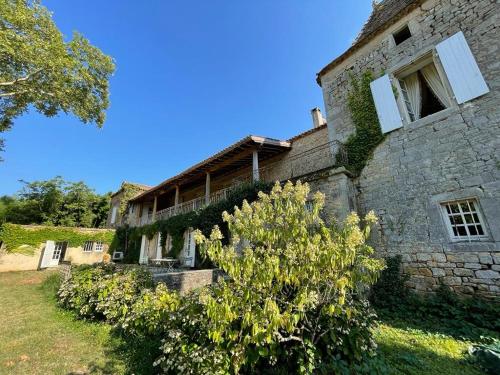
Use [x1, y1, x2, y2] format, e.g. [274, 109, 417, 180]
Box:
[0, 223, 115, 254]
[116, 182, 273, 265]
[339, 70, 384, 174]
[119, 183, 145, 216]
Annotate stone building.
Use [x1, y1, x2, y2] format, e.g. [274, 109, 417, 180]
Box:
[106, 182, 151, 228]
[115, 109, 352, 267]
[109, 0, 499, 297]
[317, 0, 499, 298]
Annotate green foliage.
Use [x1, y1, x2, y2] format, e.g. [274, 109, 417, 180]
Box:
[0, 0, 115, 154]
[0, 176, 111, 227]
[117, 181, 272, 265]
[341, 71, 384, 174]
[57, 263, 152, 321]
[118, 183, 144, 217]
[372, 256, 500, 341]
[370, 255, 408, 308]
[469, 337, 500, 375]
[0, 222, 115, 253]
[193, 181, 384, 373]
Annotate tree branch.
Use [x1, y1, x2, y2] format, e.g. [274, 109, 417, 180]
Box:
[0, 68, 44, 86]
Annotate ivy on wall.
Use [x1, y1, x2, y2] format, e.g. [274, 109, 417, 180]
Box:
[116, 182, 273, 265]
[339, 71, 384, 174]
[0, 223, 115, 254]
[119, 183, 145, 216]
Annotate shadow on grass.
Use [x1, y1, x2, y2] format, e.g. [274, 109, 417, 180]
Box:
[85, 332, 162, 375]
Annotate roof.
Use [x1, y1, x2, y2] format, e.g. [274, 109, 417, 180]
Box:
[131, 135, 291, 202]
[316, 0, 424, 85]
[288, 123, 327, 143]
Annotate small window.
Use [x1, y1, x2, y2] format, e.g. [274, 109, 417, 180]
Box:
[393, 25, 412, 45]
[441, 199, 488, 241]
[396, 59, 450, 123]
[95, 241, 104, 252]
[83, 241, 94, 252]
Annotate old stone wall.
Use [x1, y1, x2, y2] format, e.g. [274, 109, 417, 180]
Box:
[319, 0, 500, 297]
[154, 269, 224, 294]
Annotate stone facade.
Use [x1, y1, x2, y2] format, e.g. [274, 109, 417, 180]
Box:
[153, 269, 224, 294]
[318, 0, 500, 298]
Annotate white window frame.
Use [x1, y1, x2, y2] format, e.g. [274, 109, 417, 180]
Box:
[83, 241, 94, 252]
[392, 53, 452, 125]
[94, 241, 104, 252]
[440, 199, 488, 242]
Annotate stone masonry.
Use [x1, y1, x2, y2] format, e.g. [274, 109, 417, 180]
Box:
[318, 0, 500, 298]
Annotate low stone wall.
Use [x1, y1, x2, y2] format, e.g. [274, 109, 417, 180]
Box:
[154, 269, 224, 294]
[401, 251, 500, 299]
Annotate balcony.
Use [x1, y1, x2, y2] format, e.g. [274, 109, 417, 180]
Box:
[129, 139, 347, 227]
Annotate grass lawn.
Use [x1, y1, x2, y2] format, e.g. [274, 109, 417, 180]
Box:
[0, 270, 157, 375]
[0, 271, 488, 374]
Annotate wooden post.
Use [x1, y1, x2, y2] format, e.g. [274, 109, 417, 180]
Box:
[152, 196, 158, 221]
[252, 149, 260, 182]
[205, 172, 211, 205]
[174, 185, 180, 213]
[136, 203, 142, 225]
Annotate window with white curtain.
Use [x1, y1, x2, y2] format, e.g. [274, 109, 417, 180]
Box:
[396, 57, 450, 123]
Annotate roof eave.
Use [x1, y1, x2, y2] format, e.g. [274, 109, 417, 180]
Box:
[316, 0, 425, 86]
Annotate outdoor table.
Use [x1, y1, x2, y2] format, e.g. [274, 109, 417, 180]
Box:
[150, 258, 177, 272]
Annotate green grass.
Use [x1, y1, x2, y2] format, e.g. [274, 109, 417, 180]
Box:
[374, 322, 484, 374]
[0, 271, 488, 374]
[0, 270, 158, 375]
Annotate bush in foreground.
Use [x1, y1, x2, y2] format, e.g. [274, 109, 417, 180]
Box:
[58, 181, 385, 374]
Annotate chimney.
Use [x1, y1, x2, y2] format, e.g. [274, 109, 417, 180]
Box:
[311, 107, 326, 128]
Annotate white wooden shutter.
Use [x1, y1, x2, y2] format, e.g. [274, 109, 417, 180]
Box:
[156, 232, 162, 259]
[139, 235, 148, 264]
[111, 206, 117, 224]
[40, 241, 55, 269]
[370, 74, 403, 133]
[436, 31, 489, 104]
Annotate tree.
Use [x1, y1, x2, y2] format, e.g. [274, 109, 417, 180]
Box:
[0, 0, 115, 154]
[185, 181, 385, 373]
[1, 176, 110, 228]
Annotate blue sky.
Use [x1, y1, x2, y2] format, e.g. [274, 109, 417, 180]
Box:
[0, 0, 372, 195]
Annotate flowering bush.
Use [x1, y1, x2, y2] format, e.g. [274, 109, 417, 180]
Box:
[58, 181, 384, 374]
[189, 181, 384, 373]
[57, 263, 152, 321]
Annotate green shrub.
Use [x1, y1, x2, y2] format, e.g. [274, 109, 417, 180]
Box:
[369, 255, 408, 309]
[371, 256, 500, 340]
[57, 264, 152, 321]
[191, 181, 384, 374]
[121, 283, 181, 336]
[94, 266, 153, 323]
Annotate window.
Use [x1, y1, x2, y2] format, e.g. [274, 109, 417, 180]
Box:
[441, 199, 488, 241]
[370, 32, 489, 134]
[52, 242, 67, 261]
[393, 25, 412, 45]
[83, 241, 94, 252]
[396, 58, 450, 123]
[95, 241, 104, 252]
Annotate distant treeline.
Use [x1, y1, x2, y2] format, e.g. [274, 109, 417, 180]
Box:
[0, 177, 111, 228]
